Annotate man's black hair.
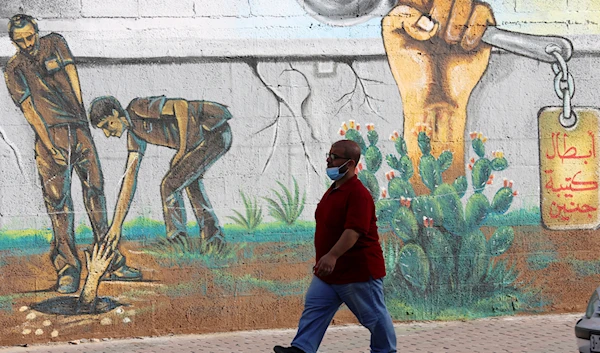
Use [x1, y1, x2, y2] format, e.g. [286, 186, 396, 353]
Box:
[89, 96, 126, 126]
[8, 14, 38, 41]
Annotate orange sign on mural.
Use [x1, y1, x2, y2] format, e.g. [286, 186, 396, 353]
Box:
[539, 107, 600, 230]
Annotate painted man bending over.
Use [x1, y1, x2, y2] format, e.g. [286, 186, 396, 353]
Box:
[3, 14, 140, 294]
[274, 140, 396, 353]
[89, 96, 232, 248]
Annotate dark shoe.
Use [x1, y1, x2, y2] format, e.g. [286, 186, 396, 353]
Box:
[103, 264, 142, 281]
[57, 265, 80, 294]
[273, 346, 305, 353]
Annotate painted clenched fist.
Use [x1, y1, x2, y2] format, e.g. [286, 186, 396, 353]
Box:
[382, 0, 495, 185]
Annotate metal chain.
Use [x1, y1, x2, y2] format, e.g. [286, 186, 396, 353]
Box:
[547, 45, 576, 128]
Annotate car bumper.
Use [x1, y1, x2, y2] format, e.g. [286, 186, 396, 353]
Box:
[576, 316, 600, 353]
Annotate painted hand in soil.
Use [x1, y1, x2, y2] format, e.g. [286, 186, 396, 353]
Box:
[85, 243, 114, 281]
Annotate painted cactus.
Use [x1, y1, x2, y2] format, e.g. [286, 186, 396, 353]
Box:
[340, 121, 383, 201]
[342, 123, 522, 314]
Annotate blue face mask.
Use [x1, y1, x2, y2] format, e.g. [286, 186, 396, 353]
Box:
[326, 159, 351, 181]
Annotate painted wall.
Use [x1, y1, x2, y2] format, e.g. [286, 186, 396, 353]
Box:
[0, 0, 600, 345]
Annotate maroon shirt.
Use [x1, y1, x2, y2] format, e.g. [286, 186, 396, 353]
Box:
[314, 175, 386, 284]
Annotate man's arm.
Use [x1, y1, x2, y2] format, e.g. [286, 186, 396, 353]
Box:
[54, 35, 83, 107]
[105, 151, 142, 247]
[314, 229, 361, 277]
[163, 99, 189, 166]
[21, 97, 67, 165]
[65, 64, 83, 106]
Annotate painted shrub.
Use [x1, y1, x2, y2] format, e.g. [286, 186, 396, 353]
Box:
[342, 121, 537, 319]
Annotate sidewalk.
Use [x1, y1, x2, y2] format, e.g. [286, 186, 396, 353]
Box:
[0, 314, 580, 353]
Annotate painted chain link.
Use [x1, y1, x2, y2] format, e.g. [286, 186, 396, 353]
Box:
[547, 45, 576, 127]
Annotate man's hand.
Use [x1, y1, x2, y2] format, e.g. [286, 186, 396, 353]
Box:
[104, 227, 121, 251]
[50, 147, 68, 166]
[84, 242, 115, 281]
[314, 253, 337, 277]
[382, 0, 495, 186]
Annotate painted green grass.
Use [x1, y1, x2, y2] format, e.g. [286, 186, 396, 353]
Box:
[483, 207, 541, 227]
[0, 218, 315, 250]
[142, 237, 245, 268]
[157, 271, 310, 298]
[0, 229, 53, 253]
[223, 220, 315, 243]
[0, 206, 537, 252]
[385, 288, 547, 321]
[0, 293, 39, 312]
[566, 257, 600, 277]
[212, 271, 310, 297]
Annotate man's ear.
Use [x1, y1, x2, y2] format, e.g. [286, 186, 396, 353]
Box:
[96, 119, 107, 129]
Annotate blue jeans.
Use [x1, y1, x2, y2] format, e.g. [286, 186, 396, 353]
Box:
[291, 276, 397, 353]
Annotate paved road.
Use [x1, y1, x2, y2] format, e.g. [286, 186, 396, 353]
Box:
[0, 314, 581, 353]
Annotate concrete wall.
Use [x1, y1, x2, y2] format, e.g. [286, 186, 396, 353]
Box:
[1, 0, 600, 346]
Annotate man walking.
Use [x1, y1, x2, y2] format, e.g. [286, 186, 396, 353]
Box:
[3, 14, 140, 294]
[88, 95, 232, 249]
[274, 140, 396, 353]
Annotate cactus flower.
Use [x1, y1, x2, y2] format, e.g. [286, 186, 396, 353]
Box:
[493, 151, 504, 158]
[470, 157, 475, 164]
[513, 190, 519, 196]
[349, 120, 355, 129]
[503, 179, 514, 188]
[341, 122, 348, 131]
[470, 131, 477, 139]
[367, 123, 375, 131]
[468, 164, 473, 170]
[400, 197, 412, 208]
[356, 123, 361, 131]
[422, 217, 433, 227]
[381, 189, 387, 198]
[385, 170, 396, 181]
[413, 123, 432, 136]
[390, 134, 398, 142]
[339, 128, 346, 136]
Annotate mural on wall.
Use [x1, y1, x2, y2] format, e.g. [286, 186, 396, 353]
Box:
[3, 14, 141, 298]
[0, 0, 599, 346]
[87, 95, 232, 250]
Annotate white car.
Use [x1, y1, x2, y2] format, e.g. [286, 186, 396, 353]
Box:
[576, 287, 600, 352]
